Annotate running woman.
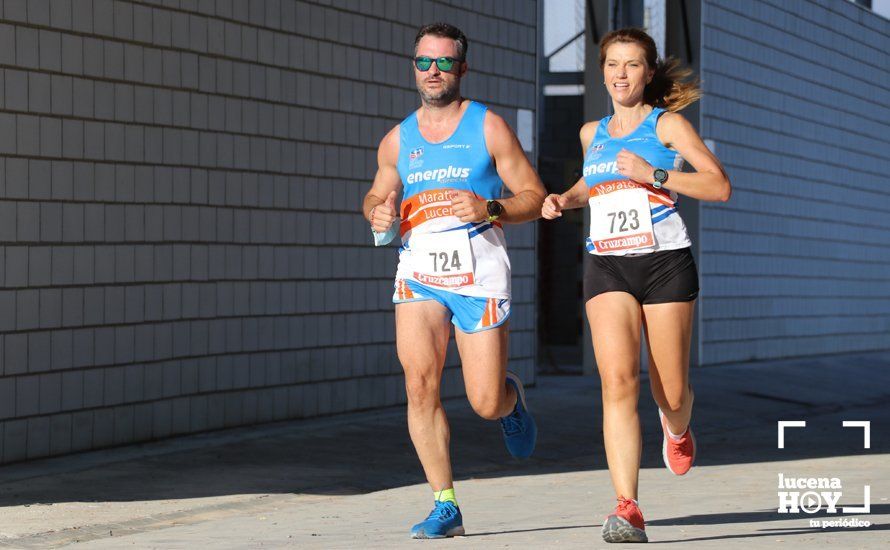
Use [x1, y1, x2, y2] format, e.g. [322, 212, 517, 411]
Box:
[541, 28, 731, 543]
[363, 22, 546, 539]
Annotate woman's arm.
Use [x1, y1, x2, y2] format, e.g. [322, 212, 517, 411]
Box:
[615, 112, 731, 202]
[541, 122, 598, 219]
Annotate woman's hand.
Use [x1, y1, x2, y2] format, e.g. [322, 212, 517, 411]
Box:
[616, 149, 654, 184]
[541, 194, 567, 219]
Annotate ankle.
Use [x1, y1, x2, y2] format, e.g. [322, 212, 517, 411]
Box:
[434, 487, 457, 506]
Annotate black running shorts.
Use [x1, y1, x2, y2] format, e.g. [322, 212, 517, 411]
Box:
[583, 247, 699, 305]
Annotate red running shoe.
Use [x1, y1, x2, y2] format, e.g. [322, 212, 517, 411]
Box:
[602, 497, 647, 543]
[659, 409, 696, 475]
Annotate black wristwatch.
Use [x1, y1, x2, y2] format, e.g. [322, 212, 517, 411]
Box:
[486, 200, 504, 222]
[652, 168, 669, 189]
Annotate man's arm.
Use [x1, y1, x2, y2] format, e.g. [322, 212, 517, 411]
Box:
[484, 111, 546, 223]
[450, 111, 546, 224]
[362, 126, 403, 233]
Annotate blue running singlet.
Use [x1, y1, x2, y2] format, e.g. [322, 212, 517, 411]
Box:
[393, 101, 511, 299]
[582, 107, 691, 256]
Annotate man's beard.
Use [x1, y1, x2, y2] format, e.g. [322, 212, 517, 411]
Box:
[417, 78, 460, 106]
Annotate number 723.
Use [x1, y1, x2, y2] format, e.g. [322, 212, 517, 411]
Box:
[607, 209, 640, 233]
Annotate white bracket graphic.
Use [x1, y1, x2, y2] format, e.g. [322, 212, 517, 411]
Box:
[843, 485, 871, 514]
[842, 421, 871, 449]
[777, 420, 806, 449]
[777, 420, 872, 514]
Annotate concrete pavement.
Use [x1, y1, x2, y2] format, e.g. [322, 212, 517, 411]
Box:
[0, 352, 888, 548]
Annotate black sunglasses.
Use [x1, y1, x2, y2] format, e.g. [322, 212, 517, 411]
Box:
[413, 56, 464, 72]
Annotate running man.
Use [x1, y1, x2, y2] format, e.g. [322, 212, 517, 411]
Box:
[363, 23, 546, 539]
[542, 28, 731, 543]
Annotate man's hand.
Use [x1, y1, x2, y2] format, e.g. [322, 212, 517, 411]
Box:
[370, 190, 398, 233]
[451, 190, 488, 223]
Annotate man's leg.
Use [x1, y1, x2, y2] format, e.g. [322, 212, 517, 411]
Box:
[455, 320, 537, 459]
[396, 300, 453, 492]
[397, 298, 468, 539]
[454, 323, 514, 420]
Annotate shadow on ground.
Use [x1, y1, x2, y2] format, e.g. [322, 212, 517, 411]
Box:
[0, 352, 887, 507]
[436, 504, 890, 540]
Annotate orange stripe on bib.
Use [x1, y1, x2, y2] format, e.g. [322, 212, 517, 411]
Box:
[590, 179, 675, 208]
[399, 188, 459, 236]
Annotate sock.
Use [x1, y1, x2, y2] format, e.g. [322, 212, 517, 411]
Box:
[667, 424, 688, 441]
[434, 487, 457, 506]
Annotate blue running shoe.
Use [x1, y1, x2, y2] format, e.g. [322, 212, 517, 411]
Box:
[499, 372, 537, 459]
[410, 500, 464, 539]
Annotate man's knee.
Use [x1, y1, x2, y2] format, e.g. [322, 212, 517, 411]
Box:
[466, 381, 510, 420]
[405, 372, 440, 408]
[470, 397, 504, 420]
[469, 394, 503, 420]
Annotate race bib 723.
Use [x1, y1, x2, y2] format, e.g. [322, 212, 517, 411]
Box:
[588, 188, 654, 253]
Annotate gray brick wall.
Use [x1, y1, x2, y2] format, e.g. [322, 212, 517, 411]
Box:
[698, 0, 890, 364]
[0, 0, 538, 463]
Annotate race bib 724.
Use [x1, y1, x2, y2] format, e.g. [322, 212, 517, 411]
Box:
[410, 230, 475, 288]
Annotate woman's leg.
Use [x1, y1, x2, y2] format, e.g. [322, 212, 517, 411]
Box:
[642, 300, 696, 435]
[587, 291, 643, 499]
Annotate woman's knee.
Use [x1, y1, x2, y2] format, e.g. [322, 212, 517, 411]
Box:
[600, 370, 640, 401]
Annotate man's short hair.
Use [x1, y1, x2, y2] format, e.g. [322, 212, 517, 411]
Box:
[414, 22, 468, 60]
